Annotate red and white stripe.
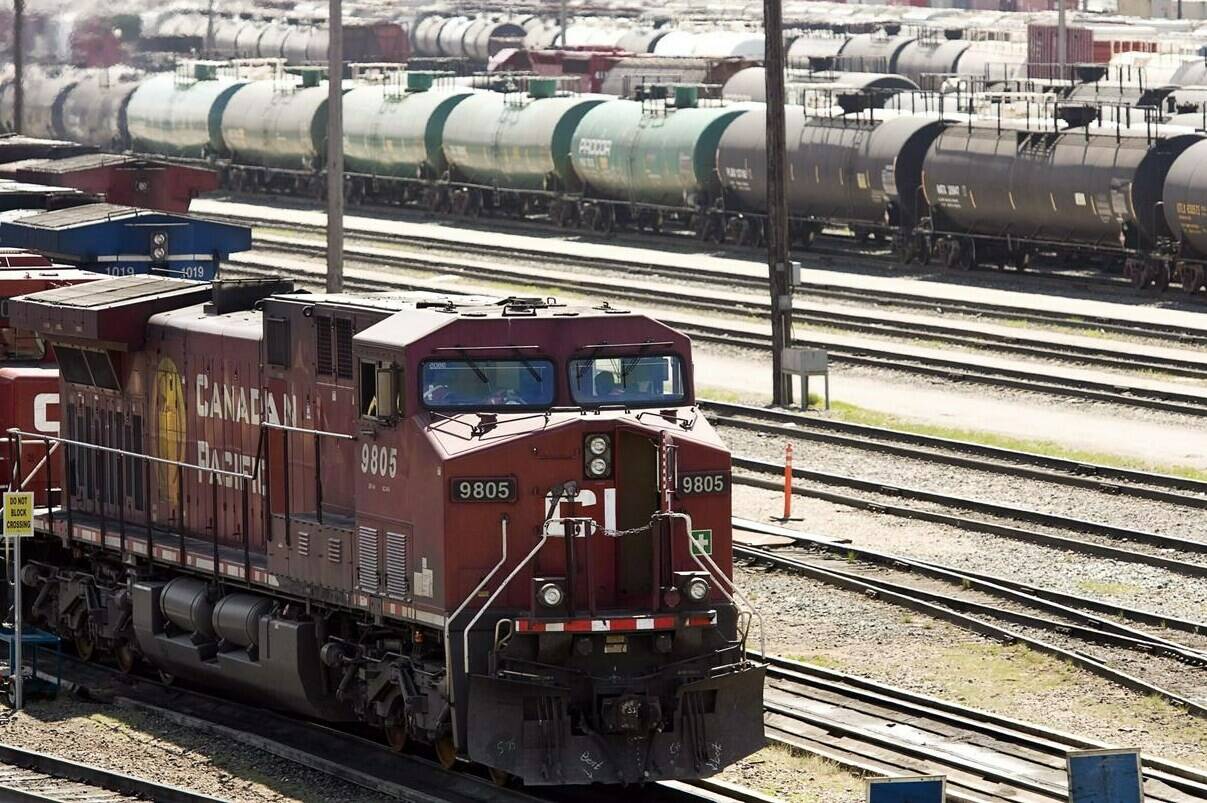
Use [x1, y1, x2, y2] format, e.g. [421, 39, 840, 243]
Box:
[515, 611, 716, 634]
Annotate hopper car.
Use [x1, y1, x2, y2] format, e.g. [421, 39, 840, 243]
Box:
[9, 274, 765, 786]
[10, 62, 1207, 295]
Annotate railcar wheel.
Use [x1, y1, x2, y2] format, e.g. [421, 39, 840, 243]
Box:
[435, 735, 458, 770]
[115, 643, 138, 674]
[385, 722, 408, 753]
[1182, 265, 1205, 295]
[489, 768, 512, 787]
[1155, 261, 1171, 292]
[958, 241, 976, 271]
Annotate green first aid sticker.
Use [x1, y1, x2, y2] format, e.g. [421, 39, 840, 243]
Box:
[690, 529, 712, 556]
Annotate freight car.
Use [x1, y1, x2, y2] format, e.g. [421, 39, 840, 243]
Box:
[11, 275, 765, 785]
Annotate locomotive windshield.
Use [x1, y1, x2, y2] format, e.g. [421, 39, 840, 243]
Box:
[421, 358, 556, 410]
[569, 355, 686, 407]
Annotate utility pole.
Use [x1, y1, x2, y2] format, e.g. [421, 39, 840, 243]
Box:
[765, 0, 793, 405]
[205, 0, 216, 55]
[1057, 0, 1067, 83]
[326, 0, 344, 294]
[559, 0, 567, 47]
[13, 0, 24, 135]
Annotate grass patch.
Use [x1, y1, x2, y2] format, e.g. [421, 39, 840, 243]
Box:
[824, 400, 1207, 482]
[918, 641, 1079, 709]
[1076, 579, 1141, 598]
[719, 742, 863, 803]
[785, 653, 846, 670]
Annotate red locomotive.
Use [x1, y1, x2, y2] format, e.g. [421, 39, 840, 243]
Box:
[0, 264, 101, 502]
[11, 276, 765, 785]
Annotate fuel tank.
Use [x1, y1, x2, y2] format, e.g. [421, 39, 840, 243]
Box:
[125, 70, 248, 158]
[220, 79, 331, 170]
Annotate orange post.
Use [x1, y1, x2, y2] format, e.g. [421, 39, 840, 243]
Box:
[783, 443, 793, 520]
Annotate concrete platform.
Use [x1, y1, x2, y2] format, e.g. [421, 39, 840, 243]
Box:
[196, 199, 1207, 336]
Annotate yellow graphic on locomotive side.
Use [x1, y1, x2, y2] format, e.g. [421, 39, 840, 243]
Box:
[155, 356, 186, 510]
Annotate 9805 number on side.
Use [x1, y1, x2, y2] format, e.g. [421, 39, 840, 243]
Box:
[678, 472, 728, 496]
[451, 477, 517, 502]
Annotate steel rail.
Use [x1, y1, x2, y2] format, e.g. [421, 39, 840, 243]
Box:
[733, 533, 1207, 664]
[736, 546, 1207, 716]
[735, 518, 1207, 637]
[0, 742, 226, 802]
[709, 408, 1207, 509]
[702, 399, 1207, 497]
[248, 234, 1207, 382]
[760, 655, 1207, 801]
[224, 255, 1207, 418]
[207, 206, 1207, 346]
[734, 454, 1207, 555]
[732, 470, 1207, 577]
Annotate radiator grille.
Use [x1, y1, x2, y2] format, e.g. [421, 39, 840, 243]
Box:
[385, 531, 409, 598]
[335, 318, 354, 379]
[357, 527, 379, 591]
[296, 530, 310, 557]
[315, 316, 333, 376]
[327, 537, 342, 563]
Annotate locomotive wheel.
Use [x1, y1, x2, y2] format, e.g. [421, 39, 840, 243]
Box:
[115, 642, 138, 675]
[435, 735, 458, 770]
[489, 768, 512, 787]
[73, 629, 96, 663]
[385, 721, 408, 753]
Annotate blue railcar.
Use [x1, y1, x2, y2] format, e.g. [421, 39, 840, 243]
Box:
[0, 202, 251, 280]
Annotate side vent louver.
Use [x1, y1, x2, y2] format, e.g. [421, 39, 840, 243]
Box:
[357, 527, 379, 592]
[297, 530, 310, 557]
[385, 531, 409, 598]
[327, 537, 343, 563]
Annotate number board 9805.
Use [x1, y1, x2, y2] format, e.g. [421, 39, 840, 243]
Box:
[678, 471, 728, 496]
[451, 477, 517, 503]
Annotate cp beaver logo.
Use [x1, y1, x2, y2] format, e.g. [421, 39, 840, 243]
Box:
[154, 355, 186, 513]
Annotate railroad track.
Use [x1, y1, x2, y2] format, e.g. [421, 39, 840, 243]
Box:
[41, 658, 771, 803]
[248, 230, 1207, 377]
[703, 400, 1207, 508]
[224, 246, 1207, 418]
[733, 519, 1207, 716]
[730, 453, 1207, 578]
[0, 740, 222, 802]
[760, 654, 1207, 803]
[206, 197, 1207, 343]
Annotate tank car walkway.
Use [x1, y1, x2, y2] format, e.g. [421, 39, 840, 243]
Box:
[195, 200, 1207, 337]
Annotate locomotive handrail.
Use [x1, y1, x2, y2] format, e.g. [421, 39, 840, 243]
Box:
[0, 439, 60, 513]
[662, 511, 767, 659]
[446, 515, 509, 677]
[462, 526, 553, 675]
[5, 429, 253, 480]
[259, 421, 357, 440]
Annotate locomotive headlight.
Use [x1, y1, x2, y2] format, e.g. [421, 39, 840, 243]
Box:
[151, 232, 168, 246]
[538, 582, 565, 608]
[152, 246, 168, 262]
[584, 434, 612, 479]
[686, 577, 710, 602]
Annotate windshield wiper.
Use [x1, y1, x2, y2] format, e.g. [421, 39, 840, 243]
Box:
[512, 348, 542, 382]
[456, 349, 489, 383]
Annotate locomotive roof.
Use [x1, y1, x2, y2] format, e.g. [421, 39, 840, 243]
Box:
[16, 153, 138, 175]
